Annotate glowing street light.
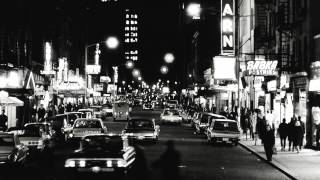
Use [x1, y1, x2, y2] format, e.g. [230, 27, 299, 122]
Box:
[174, 81, 178, 85]
[186, 3, 201, 19]
[126, 60, 134, 69]
[106, 36, 119, 49]
[122, 81, 126, 85]
[132, 69, 140, 77]
[138, 76, 142, 81]
[167, 80, 170, 84]
[164, 53, 175, 63]
[188, 74, 192, 78]
[160, 65, 169, 74]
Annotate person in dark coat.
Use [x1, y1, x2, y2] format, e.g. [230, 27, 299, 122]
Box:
[152, 140, 181, 180]
[278, 118, 288, 151]
[263, 124, 275, 161]
[292, 119, 304, 153]
[297, 116, 305, 150]
[129, 145, 151, 180]
[37, 104, 46, 122]
[58, 103, 65, 114]
[256, 111, 267, 144]
[0, 109, 8, 131]
[287, 117, 296, 151]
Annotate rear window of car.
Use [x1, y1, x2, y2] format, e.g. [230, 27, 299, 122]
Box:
[74, 120, 102, 129]
[128, 120, 154, 129]
[0, 136, 14, 146]
[213, 121, 239, 131]
[82, 136, 123, 152]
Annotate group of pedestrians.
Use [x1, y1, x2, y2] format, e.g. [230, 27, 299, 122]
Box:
[278, 116, 305, 153]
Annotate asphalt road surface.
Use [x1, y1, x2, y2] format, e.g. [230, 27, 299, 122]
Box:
[2, 109, 290, 180]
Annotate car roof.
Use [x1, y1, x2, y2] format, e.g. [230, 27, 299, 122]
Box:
[213, 119, 238, 123]
[202, 112, 227, 118]
[83, 133, 122, 139]
[78, 109, 94, 111]
[74, 118, 102, 122]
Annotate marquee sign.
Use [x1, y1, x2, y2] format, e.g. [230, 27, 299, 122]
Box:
[221, 0, 235, 55]
[86, 65, 101, 75]
[245, 60, 278, 76]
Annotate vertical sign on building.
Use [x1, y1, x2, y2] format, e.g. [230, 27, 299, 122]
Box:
[124, 9, 139, 61]
[221, 0, 235, 55]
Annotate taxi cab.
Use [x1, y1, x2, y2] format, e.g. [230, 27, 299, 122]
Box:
[65, 118, 107, 141]
[64, 134, 135, 174]
[195, 113, 227, 134]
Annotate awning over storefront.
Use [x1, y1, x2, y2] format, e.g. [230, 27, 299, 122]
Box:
[0, 91, 24, 106]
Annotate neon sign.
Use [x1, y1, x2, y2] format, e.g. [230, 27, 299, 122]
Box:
[221, 0, 235, 55]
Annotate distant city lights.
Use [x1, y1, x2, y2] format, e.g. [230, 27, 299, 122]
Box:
[160, 65, 169, 74]
[106, 36, 119, 49]
[164, 53, 175, 63]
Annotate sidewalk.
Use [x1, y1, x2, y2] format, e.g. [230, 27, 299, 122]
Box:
[239, 135, 320, 180]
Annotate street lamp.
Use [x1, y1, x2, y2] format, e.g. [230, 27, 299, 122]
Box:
[138, 76, 142, 81]
[132, 69, 141, 77]
[186, 3, 201, 19]
[126, 60, 134, 69]
[164, 53, 175, 64]
[188, 74, 192, 78]
[160, 65, 169, 74]
[106, 36, 119, 49]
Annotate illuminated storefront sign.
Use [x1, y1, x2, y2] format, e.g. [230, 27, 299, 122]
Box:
[245, 60, 278, 76]
[86, 65, 101, 75]
[112, 66, 118, 83]
[309, 61, 320, 91]
[221, 0, 235, 55]
[94, 84, 103, 92]
[267, 80, 277, 91]
[213, 56, 236, 80]
[100, 76, 111, 83]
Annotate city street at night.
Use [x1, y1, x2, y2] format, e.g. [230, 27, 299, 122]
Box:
[1, 0, 320, 179]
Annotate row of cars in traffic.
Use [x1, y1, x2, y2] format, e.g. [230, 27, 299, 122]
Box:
[0, 106, 160, 174]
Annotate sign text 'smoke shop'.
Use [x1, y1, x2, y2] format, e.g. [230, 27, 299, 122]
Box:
[245, 60, 278, 76]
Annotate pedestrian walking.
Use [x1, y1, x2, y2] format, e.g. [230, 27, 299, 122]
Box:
[249, 110, 256, 140]
[292, 119, 304, 153]
[37, 104, 46, 122]
[256, 110, 267, 144]
[278, 118, 288, 151]
[0, 109, 8, 131]
[263, 124, 275, 161]
[287, 117, 296, 151]
[58, 103, 65, 114]
[297, 116, 305, 150]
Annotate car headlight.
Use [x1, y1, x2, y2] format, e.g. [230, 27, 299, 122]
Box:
[65, 160, 76, 167]
[79, 160, 86, 167]
[69, 134, 74, 138]
[106, 160, 112, 167]
[117, 160, 126, 167]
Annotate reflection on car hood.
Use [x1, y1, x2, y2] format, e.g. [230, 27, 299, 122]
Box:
[0, 146, 14, 155]
[125, 129, 154, 133]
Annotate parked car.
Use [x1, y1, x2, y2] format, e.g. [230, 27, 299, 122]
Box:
[0, 133, 29, 166]
[195, 113, 227, 134]
[123, 117, 160, 144]
[65, 118, 107, 141]
[160, 109, 182, 124]
[205, 119, 240, 146]
[142, 102, 154, 110]
[64, 134, 135, 174]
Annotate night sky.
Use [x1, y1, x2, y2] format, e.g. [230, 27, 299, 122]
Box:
[1, 0, 220, 84]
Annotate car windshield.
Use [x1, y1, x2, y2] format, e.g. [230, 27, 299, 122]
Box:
[74, 120, 102, 128]
[164, 110, 179, 116]
[23, 126, 42, 137]
[128, 119, 154, 129]
[0, 136, 14, 147]
[81, 136, 123, 152]
[213, 121, 239, 132]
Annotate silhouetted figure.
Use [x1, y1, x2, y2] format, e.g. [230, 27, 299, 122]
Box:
[129, 145, 151, 180]
[288, 117, 296, 151]
[263, 124, 275, 161]
[37, 104, 46, 122]
[0, 109, 8, 131]
[278, 118, 288, 151]
[152, 140, 181, 180]
[292, 119, 304, 153]
[297, 116, 305, 150]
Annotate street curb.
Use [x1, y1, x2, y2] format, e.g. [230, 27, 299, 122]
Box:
[239, 141, 299, 180]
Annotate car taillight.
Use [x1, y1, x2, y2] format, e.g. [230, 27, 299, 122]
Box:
[79, 160, 86, 167]
[65, 160, 76, 167]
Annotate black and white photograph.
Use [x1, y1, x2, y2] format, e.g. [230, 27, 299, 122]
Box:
[0, 0, 320, 179]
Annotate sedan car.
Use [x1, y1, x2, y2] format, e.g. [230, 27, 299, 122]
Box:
[206, 119, 240, 146]
[123, 117, 160, 144]
[195, 113, 227, 134]
[160, 109, 182, 124]
[64, 134, 135, 174]
[65, 118, 107, 141]
[142, 102, 154, 110]
[18, 122, 53, 151]
[0, 133, 29, 166]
